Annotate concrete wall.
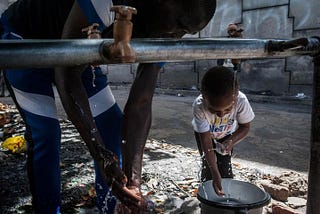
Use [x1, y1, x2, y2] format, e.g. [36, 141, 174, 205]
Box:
[105, 0, 320, 97]
[0, 0, 8, 15]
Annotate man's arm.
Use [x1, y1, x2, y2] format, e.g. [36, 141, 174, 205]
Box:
[54, 1, 142, 209]
[56, 2, 100, 158]
[122, 63, 162, 188]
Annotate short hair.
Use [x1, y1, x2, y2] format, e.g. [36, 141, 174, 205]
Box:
[129, 0, 216, 37]
[201, 66, 238, 98]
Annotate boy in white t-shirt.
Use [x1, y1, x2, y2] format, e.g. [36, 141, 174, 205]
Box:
[192, 66, 254, 196]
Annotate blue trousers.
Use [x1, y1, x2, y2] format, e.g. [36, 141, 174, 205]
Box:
[2, 29, 122, 213]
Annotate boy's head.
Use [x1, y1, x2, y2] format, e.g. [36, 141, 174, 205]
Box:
[201, 66, 239, 117]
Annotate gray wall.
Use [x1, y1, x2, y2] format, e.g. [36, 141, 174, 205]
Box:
[106, 0, 320, 96]
[0, 0, 8, 15]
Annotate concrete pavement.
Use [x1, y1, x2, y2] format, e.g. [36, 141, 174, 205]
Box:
[112, 87, 311, 176]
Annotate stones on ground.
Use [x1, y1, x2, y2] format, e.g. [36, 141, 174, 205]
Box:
[286, 197, 306, 209]
[261, 182, 290, 202]
[0, 103, 309, 213]
[273, 171, 308, 197]
[272, 204, 303, 214]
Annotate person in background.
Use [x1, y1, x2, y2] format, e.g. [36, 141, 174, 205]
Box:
[192, 66, 254, 196]
[217, 23, 244, 71]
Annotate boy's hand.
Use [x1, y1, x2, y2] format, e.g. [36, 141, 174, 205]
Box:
[222, 139, 234, 154]
[214, 140, 230, 155]
[211, 169, 225, 196]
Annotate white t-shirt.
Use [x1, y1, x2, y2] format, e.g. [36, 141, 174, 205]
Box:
[192, 91, 255, 140]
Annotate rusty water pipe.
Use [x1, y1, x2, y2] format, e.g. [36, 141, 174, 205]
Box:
[0, 37, 320, 69]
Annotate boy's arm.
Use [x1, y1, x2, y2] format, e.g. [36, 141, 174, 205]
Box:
[195, 131, 225, 196]
[222, 122, 251, 153]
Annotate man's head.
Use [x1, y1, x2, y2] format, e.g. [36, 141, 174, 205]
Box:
[201, 66, 239, 117]
[129, 0, 216, 38]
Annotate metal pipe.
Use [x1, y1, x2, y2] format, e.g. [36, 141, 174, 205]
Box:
[307, 56, 320, 214]
[0, 39, 113, 68]
[130, 37, 319, 62]
[130, 38, 269, 62]
[0, 37, 319, 69]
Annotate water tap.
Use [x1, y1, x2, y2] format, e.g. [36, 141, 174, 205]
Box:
[82, 23, 101, 77]
[82, 23, 101, 39]
[227, 23, 244, 69]
[106, 6, 137, 63]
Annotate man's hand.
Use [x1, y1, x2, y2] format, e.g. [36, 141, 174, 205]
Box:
[96, 145, 147, 210]
[115, 186, 150, 213]
[112, 183, 148, 212]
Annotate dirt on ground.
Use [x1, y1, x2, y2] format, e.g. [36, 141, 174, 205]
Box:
[0, 101, 308, 214]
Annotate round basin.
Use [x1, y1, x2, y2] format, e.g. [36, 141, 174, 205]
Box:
[197, 179, 270, 214]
